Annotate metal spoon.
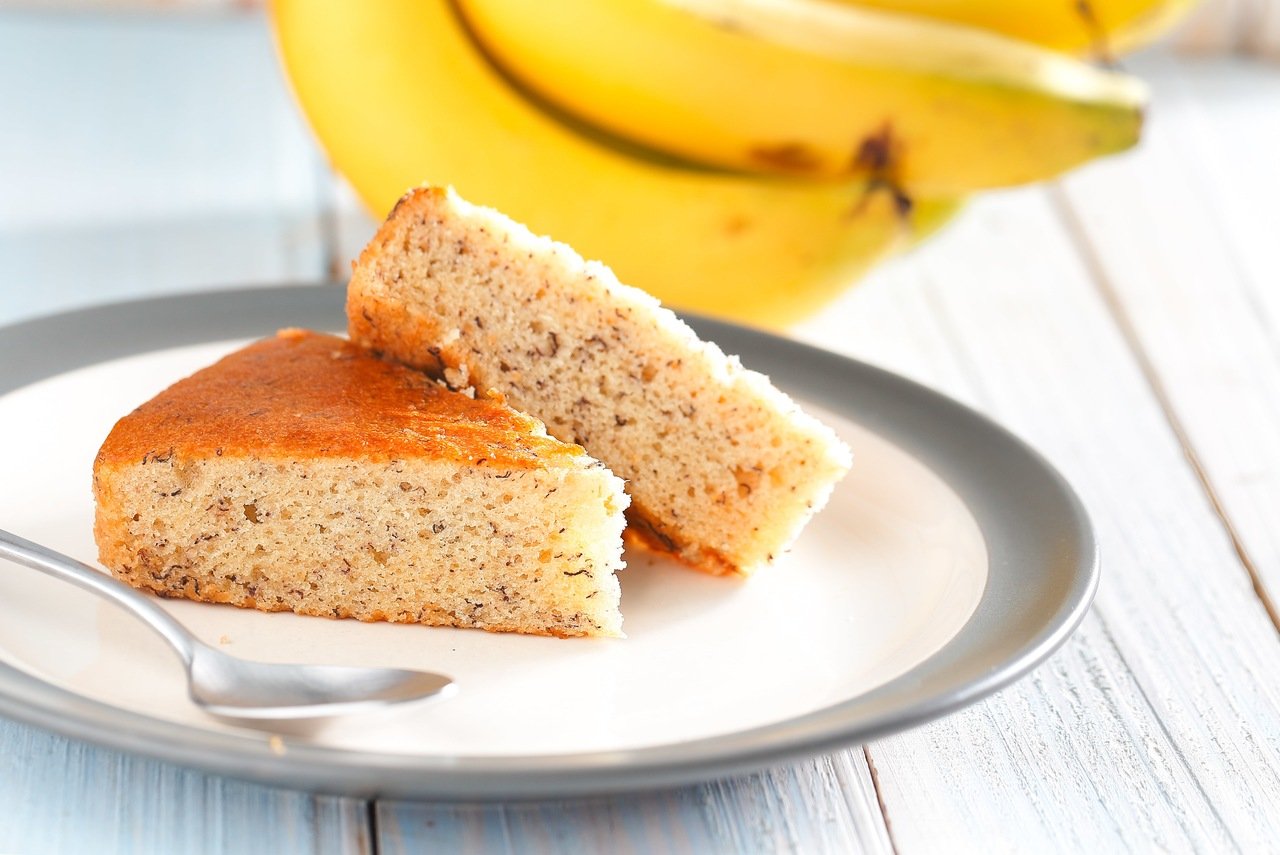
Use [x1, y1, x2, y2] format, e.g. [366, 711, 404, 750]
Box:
[0, 529, 455, 723]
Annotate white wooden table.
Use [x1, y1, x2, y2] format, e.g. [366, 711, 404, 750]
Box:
[2, 10, 1279, 852]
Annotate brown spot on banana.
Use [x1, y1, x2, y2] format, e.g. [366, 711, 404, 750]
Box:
[849, 123, 913, 221]
[862, 179, 913, 220]
[853, 123, 904, 177]
[747, 142, 823, 173]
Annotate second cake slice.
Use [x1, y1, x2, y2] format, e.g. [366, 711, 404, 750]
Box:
[349, 187, 851, 576]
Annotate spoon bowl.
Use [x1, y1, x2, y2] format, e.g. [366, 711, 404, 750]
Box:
[0, 529, 455, 725]
[189, 647, 456, 720]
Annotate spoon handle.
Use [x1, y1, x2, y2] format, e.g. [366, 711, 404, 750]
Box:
[0, 528, 198, 665]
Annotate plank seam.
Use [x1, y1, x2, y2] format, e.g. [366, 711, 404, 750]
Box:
[367, 800, 380, 855]
[1049, 185, 1280, 634]
[861, 746, 899, 855]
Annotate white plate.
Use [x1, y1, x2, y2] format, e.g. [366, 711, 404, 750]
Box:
[0, 287, 1096, 798]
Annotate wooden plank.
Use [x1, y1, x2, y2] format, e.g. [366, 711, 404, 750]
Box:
[1059, 52, 1280, 625]
[378, 752, 891, 854]
[1173, 0, 1280, 57]
[1173, 0, 1250, 54]
[0, 12, 369, 852]
[0, 717, 370, 854]
[798, 184, 1280, 850]
[0, 10, 330, 327]
[0, 215, 327, 327]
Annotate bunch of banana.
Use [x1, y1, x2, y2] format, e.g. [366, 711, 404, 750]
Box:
[271, 0, 1184, 326]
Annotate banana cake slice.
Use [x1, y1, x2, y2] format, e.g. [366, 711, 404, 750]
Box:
[348, 186, 851, 576]
[93, 329, 628, 637]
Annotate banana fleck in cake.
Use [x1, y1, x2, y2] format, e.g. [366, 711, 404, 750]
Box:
[92, 329, 628, 637]
[348, 186, 851, 576]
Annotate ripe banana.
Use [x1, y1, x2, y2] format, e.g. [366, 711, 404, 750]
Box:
[271, 0, 959, 327]
[456, 0, 1147, 195]
[833, 0, 1196, 57]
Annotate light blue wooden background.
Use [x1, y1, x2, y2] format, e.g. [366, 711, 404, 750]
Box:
[2, 7, 1280, 853]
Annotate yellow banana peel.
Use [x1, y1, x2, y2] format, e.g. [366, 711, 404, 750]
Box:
[834, 0, 1197, 57]
[457, 0, 1147, 195]
[271, 0, 959, 327]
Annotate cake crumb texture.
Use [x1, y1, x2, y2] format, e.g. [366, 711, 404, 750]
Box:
[349, 186, 851, 576]
[93, 330, 627, 637]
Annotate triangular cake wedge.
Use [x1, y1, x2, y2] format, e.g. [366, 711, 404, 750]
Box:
[93, 329, 628, 637]
[348, 187, 851, 577]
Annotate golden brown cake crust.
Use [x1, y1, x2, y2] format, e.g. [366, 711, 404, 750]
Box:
[95, 328, 581, 470]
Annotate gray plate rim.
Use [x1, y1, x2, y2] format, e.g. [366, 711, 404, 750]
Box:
[0, 285, 1099, 800]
